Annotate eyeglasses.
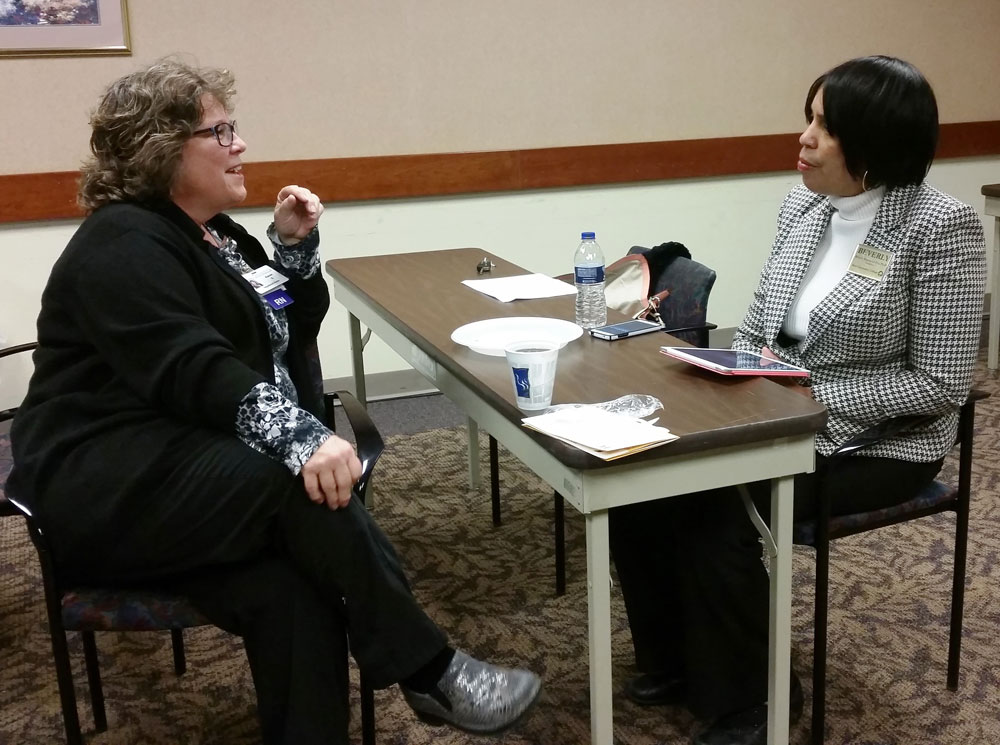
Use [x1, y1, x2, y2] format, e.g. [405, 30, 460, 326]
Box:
[192, 120, 238, 147]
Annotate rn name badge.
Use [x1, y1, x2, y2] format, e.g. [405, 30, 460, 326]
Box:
[847, 244, 893, 280]
[263, 289, 294, 309]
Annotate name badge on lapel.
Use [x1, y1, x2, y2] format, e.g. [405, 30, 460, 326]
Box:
[242, 265, 295, 309]
[847, 244, 893, 280]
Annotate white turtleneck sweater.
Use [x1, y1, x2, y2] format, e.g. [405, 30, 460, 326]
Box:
[783, 186, 887, 340]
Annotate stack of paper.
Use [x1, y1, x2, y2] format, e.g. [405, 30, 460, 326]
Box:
[522, 406, 678, 460]
[462, 273, 577, 302]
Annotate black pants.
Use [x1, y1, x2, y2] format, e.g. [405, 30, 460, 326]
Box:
[608, 453, 942, 720]
[37, 431, 449, 745]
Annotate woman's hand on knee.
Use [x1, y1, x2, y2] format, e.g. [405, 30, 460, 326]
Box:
[301, 435, 363, 510]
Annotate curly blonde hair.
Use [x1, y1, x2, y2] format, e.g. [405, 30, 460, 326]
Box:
[78, 59, 236, 213]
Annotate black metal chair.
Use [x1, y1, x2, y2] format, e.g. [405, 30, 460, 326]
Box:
[488, 250, 717, 593]
[2, 341, 377, 745]
[0, 342, 40, 519]
[792, 388, 988, 745]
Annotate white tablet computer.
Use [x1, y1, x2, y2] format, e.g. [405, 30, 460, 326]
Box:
[660, 347, 810, 377]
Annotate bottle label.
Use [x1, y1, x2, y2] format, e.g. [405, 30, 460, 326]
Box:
[574, 265, 605, 284]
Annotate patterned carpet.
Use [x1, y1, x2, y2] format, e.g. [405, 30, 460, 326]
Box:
[2, 358, 999, 745]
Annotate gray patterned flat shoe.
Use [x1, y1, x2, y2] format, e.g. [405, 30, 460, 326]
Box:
[401, 649, 542, 734]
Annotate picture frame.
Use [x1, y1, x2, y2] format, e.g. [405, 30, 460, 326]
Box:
[0, 0, 130, 58]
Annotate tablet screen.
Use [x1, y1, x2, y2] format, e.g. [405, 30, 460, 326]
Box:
[660, 347, 810, 376]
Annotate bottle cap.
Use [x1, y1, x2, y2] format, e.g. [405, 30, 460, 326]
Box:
[581, 231, 596, 239]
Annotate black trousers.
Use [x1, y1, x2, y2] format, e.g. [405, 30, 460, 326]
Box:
[37, 431, 449, 745]
[608, 453, 942, 720]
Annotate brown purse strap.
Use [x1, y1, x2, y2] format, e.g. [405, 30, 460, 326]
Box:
[633, 288, 671, 325]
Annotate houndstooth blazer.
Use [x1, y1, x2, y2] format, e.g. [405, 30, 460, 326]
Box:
[732, 182, 987, 461]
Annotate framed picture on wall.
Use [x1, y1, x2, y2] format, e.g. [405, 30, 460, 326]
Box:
[0, 0, 130, 57]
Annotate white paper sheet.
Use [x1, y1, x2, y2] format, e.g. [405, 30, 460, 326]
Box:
[461, 273, 577, 302]
[522, 406, 678, 460]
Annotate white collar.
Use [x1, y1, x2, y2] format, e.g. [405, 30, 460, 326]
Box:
[829, 186, 886, 222]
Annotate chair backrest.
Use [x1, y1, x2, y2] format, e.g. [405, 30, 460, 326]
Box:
[628, 246, 717, 346]
[0, 341, 37, 421]
[1, 342, 37, 517]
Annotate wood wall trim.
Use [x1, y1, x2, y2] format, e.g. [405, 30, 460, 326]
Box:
[2, 121, 998, 225]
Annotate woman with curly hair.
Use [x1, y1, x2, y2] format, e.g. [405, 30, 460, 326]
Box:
[9, 59, 541, 745]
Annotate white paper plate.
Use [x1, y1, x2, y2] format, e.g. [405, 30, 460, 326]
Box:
[451, 317, 583, 356]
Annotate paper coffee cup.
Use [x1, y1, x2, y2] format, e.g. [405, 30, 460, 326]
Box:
[504, 340, 560, 411]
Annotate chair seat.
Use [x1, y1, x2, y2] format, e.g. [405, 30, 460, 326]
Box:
[62, 589, 210, 631]
[793, 479, 956, 546]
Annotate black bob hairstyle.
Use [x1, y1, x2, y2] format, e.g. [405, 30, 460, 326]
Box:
[805, 56, 938, 190]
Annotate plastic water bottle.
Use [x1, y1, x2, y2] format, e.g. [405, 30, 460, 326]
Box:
[574, 231, 607, 329]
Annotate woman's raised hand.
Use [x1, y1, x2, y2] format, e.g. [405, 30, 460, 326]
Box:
[273, 185, 324, 244]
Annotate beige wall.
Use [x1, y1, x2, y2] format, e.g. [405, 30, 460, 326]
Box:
[2, 0, 1000, 175]
[3, 156, 998, 399]
[2, 1, 999, 398]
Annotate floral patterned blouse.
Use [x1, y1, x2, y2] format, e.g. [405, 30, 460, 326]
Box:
[209, 224, 331, 474]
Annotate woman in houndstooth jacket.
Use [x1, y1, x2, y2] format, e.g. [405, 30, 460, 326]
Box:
[609, 56, 987, 745]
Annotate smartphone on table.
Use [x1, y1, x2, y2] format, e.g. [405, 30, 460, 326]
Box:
[589, 318, 662, 341]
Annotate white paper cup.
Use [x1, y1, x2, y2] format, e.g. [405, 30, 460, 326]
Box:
[504, 339, 560, 410]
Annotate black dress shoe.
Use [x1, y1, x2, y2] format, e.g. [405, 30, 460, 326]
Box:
[691, 673, 803, 745]
[623, 672, 685, 706]
[692, 703, 768, 745]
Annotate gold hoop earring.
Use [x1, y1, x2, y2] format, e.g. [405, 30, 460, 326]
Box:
[862, 170, 870, 192]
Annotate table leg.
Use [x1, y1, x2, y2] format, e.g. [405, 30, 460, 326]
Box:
[585, 510, 614, 745]
[467, 417, 481, 488]
[989, 218, 999, 370]
[766, 475, 794, 745]
[348, 313, 368, 405]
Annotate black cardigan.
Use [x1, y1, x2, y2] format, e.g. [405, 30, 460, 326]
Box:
[10, 200, 330, 502]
